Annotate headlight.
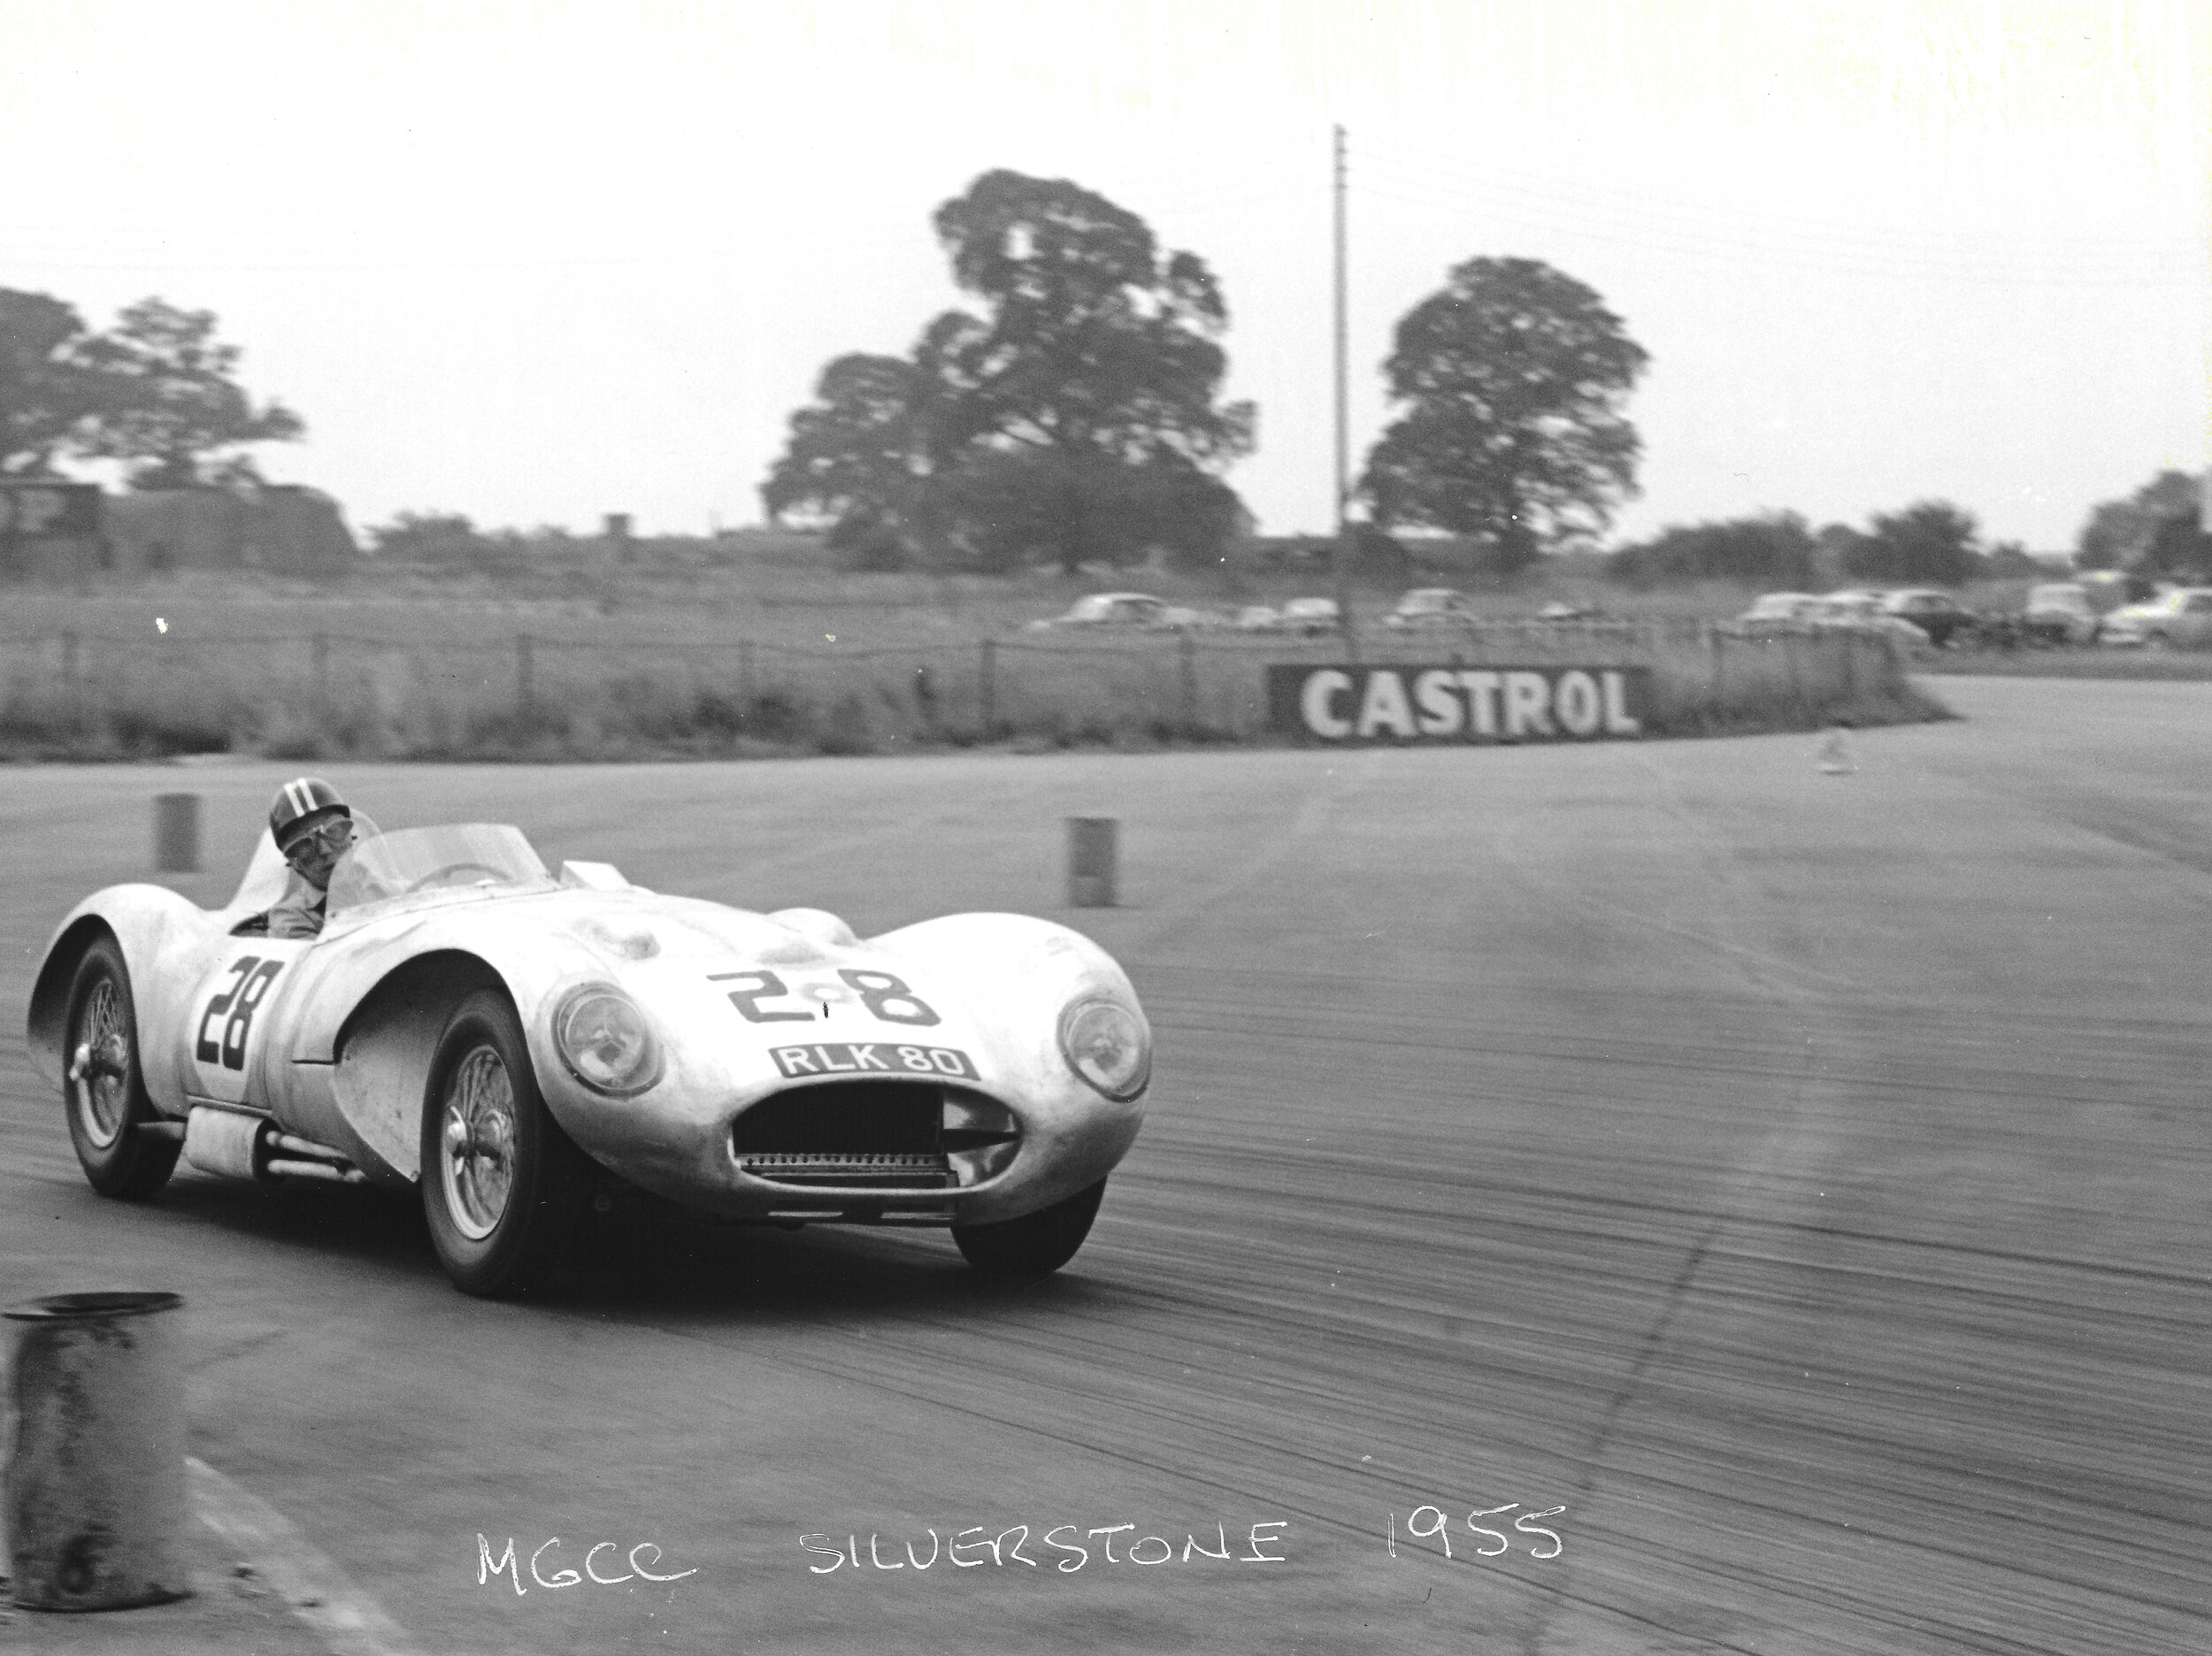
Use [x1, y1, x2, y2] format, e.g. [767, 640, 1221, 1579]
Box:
[553, 984, 663, 1097]
[1057, 999, 1150, 1101]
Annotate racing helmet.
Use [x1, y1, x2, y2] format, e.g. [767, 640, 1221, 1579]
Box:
[268, 776, 349, 853]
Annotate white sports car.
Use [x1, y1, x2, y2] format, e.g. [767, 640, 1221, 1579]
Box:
[28, 820, 1152, 1296]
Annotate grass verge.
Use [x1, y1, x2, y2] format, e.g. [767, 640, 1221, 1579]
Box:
[0, 603, 1946, 762]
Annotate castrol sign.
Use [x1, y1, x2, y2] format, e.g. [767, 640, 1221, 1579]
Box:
[1267, 664, 1649, 744]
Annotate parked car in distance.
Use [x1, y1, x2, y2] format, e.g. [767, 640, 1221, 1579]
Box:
[1231, 604, 1282, 632]
[1879, 588, 1977, 646]
[1533, 600, 1602, 622]
[1726, 592, 1825, 635]
[1382, 587, 1481, 628]
[1025, 592, 1171, 632]
[1807, 593, 1932, 648]
[2019, 582, 2102, 645]
[2097, 586, 2212, 648]
[1276, 596, 1343, 636]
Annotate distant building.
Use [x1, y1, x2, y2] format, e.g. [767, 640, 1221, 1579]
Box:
[0, 480, 104, 579]
[2, 482, 359, 579]
[101, 486, 358, 576]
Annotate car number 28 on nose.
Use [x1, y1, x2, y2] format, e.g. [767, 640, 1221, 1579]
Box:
[709, 968, 941, 1028]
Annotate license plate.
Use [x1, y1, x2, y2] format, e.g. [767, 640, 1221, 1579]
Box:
[770, 1042, 976, 1081]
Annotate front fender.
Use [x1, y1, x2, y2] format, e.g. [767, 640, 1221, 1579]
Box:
[870, 911, 1148, 1059]
[869, 911, 1152, 1222]
[282, 909, 608, 1069]
[278, 907, 649, 1184]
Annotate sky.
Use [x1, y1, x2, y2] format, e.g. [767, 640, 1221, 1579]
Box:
[3, 0, 2206, 553]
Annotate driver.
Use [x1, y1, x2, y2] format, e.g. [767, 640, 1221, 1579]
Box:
[261, 777, 356, 939]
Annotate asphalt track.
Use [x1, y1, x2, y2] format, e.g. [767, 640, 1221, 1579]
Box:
[2, 675, 2207, 1656]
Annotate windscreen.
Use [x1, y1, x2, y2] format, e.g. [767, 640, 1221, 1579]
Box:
[326, 824, 554, 917]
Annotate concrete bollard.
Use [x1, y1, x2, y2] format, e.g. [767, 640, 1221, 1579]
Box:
[1066, 817, 1118, 908]
[4, 1292, 189, 1611]
[151, 793, 201, 874]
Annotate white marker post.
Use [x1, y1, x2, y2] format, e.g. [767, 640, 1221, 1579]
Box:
[1067, 817, 1119, 908]
[152, 792, 201, 874]
[4, 1292, 190, 1610]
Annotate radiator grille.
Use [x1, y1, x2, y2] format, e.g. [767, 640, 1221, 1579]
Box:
[731, 1081, 951, 1188]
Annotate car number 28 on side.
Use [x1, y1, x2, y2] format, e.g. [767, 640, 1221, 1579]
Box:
[196, 955, 284, 1069]
[709, 969, 941, 1027]
[185, 944, 306, 1102]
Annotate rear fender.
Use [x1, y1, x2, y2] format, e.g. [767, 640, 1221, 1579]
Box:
[27, 886, 215, 1110]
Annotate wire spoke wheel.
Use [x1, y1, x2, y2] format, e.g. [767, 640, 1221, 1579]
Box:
[71, 978, 130, 1149]
[439, 1046, 517, 1240]
[419, 988, 588, 1297]
[59, 937, 180, 1200]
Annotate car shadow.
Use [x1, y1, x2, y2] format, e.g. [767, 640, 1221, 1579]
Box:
[157, 1168, 434, 1273]
[151, 1169, 1122, 1324]
[555, 1201, 1124, 1325]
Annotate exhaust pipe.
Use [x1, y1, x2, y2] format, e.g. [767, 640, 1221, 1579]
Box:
[181, 1108, 365, 1185]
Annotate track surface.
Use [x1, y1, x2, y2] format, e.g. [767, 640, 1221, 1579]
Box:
[3, 677, 2207, 1655]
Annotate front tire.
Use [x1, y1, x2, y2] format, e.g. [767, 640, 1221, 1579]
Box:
[953, 1178, 1106, 1279]
[419, 989, 588, 1297]
[62, 937, 180, 1200]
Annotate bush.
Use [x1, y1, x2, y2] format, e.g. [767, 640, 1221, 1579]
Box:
[1842, 501, 1983, 586]
[826, 511, 912, 571]
[1607, 513, 1816, 586]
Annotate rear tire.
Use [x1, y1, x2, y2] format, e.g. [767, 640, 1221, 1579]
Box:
[420, 989, 588, 1297]
[953, 1178, 1106, 1279]
[62, 937, 180, 1200]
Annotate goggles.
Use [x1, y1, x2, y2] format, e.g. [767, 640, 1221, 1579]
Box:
[283, 817, 354, 862]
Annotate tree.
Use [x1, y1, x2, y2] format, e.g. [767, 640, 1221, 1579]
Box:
[761, 352, 946, 553]
[74, 297, 303, 487]
[1606, 512, 1816, 586]
[0, 288, 104, 476]
[1814, 521, 1871, 575]
[1361, 257, 1648, 575]
[2143, 510, 2212, 580]
[1984, 539, 2047, 579]
[1841, 500, 1983, 585]
[935, 445, 1246, 572]
[2077, 470, 2208, 579]
[764, 170, 1255, 572]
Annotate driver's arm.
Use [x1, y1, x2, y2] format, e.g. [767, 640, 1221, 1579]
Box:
[265, 870, 327, 939]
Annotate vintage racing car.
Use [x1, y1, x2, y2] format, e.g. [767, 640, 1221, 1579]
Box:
[28, 819, 1152, 1296]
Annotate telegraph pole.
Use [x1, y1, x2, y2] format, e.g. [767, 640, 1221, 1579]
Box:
[1332, 123, 1356, 652]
